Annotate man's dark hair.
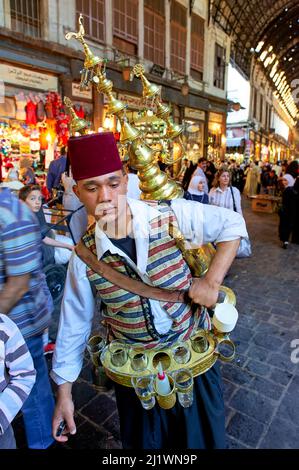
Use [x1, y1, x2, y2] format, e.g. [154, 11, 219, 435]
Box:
[60, 146, 67, 156]
[19, 184, 41, 201]
[198, 157, 207, 164]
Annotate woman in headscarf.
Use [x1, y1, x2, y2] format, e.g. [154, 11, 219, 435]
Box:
[184, 175, 209, 204]
[278, 174, 296, 249]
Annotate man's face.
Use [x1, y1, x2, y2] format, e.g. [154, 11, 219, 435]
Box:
[199, 161, 207, 171]
[74, 170, 128, 225]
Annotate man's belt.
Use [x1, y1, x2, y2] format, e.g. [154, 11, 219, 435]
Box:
[75, 240, 188, 304]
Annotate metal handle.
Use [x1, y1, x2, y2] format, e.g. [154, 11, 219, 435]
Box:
[214, 338, 236, 362]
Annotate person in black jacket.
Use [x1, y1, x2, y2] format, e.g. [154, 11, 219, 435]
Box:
[278, 174, 297, 249]
[291, 177, 299, 244]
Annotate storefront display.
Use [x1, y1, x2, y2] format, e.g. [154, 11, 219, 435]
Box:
[183, 107, 205, 164]
[0, 89, 70, 172]
[208, 112, 225, 163]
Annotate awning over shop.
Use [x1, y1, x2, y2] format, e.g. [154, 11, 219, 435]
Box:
[226, 137, 244, 147]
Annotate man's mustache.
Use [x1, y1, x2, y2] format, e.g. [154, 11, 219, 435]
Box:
[95, 203, 116, 215]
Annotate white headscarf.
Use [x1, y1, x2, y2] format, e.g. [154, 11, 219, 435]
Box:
[283, 174, 295, 187]
[188, 175, 205, 195]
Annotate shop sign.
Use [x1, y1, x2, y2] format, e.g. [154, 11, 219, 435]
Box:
[118, 93, 144, 110]
[0, 64, 58, 91]
[72, 82, 92, 100]
[209, 112, 223, 124]
[185, 107, 205, 121]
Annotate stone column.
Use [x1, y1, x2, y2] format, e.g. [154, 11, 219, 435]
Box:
[165, 0, 171, 73]
[60, 74, 73, 98]
[185, 11, 191, 78]
[1, 0, 11, 28]
[58, 0, 76, 47]
[138, 0, 144, 60]
[104, 0, 113, 55]
[93, 91, 104, 131]
[44, 0, 58, 42]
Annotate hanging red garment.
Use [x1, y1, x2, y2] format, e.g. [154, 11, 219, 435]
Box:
[26, 100, 37, 125]
[45, 100, 54, 119]
[75, 105, 85, 119]
[37, 100, 45, 121]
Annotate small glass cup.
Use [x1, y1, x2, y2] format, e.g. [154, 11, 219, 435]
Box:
[131, 375, 156, 410]
[172, 342, 191, 364]
[129, 348, 148, 372]
[86, 334, 106, 367]
[190, 334, 208, 353]
[108, 340, 128, 367]
[173, 368, 194, 408]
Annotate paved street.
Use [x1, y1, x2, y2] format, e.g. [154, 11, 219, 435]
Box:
[13, 198, 299, 449]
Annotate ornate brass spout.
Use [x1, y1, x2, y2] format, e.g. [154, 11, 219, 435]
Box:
[129, 139, 183, 200]
[93, 70, 126, 116]
[65, 14, 101, 71]
[64, 97, 88, 136]
[133, 64, 161, 99]
[120, 119, 140, 144]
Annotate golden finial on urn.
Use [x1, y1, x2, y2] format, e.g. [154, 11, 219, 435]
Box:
[64, 97, 88, 136]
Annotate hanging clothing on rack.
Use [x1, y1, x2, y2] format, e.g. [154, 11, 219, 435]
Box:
[26, 100, 37, 125]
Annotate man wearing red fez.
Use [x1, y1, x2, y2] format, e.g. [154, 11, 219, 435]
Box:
[51, 132, 248, 449]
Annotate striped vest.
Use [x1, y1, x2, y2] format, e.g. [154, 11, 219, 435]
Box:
[83, 203, 210, 349]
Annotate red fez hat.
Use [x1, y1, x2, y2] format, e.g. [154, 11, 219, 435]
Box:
[68, 132, 122, 181]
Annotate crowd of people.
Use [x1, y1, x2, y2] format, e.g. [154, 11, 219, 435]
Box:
[0, 137, 298, 450]
[177, 156, 299, 249]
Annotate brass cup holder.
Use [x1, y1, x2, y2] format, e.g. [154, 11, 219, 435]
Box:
[190, 333, 209, 353]
[108, 340, 129, 367]
[86, 334, 106, 367]
[129, 349, 149, 372]
[214, 335, 236, 362]
[172, 342, 191, 365]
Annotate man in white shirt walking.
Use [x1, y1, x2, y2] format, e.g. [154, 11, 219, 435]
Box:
[51, 132, 247, 449]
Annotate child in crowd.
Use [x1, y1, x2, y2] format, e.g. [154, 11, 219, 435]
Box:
[19, 185, 74, 257]
[0, 314, 36, 449]
[19, 184, 74, 354]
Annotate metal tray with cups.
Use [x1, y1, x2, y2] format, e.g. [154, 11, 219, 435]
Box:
[100, 286, 238, 388]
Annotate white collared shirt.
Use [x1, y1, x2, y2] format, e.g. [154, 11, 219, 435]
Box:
[209, 186, 243, 215]
[51, 198, 248, 385]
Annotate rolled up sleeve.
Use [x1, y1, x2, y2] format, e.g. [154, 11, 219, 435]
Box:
[171, 199, 248, 247]
[51, 253, 95, 385]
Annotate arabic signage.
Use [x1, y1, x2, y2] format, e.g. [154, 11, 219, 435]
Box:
[0, 64, 58, 91]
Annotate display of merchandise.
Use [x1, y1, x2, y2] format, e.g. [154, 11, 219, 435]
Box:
[26, 100, 38, 125]
[15, 93, 27, 121]
[30, 128, 40, 151]
[37, 99, 46, 121]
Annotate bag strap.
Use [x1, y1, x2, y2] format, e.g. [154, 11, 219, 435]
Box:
[75, 240, 189, 304]
[230, 185, 237, 212]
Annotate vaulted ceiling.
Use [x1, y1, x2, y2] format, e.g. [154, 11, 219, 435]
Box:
[211, 0, 299, 84]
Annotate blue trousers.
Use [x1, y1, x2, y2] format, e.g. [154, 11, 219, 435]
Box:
[22, 334, 55, 449]
[0, 425, 16, 449]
